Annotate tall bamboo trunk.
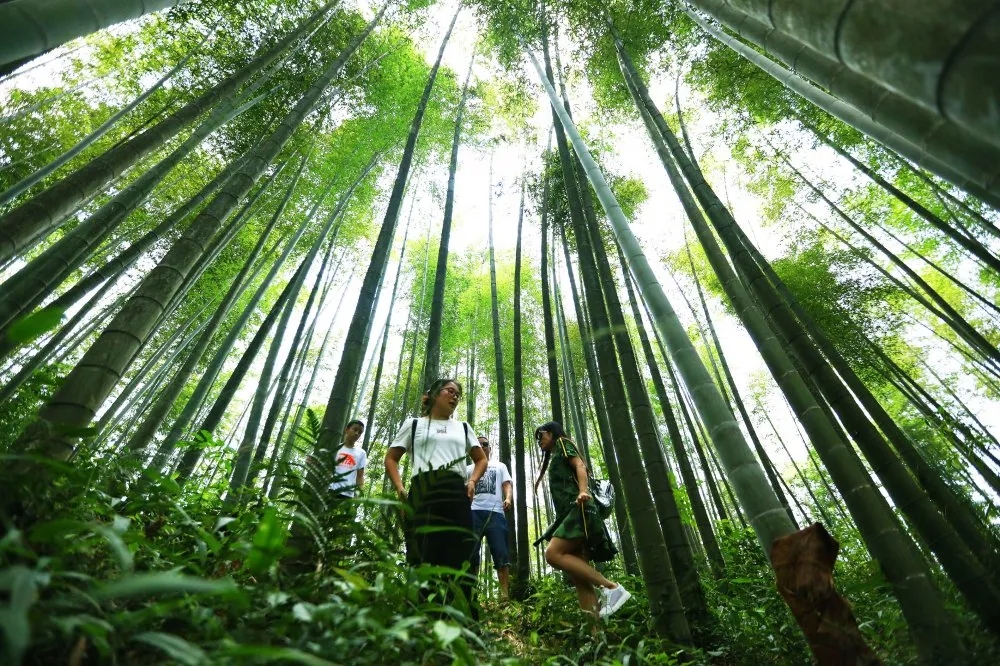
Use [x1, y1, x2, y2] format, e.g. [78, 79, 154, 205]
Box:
[315, 5, 457, 452]
[0, 32, 206, 207]
[163, 155, 368, 470]
[511, 178, 530, 598]
[902, 159, 1000, 239]
[362, 201, 414, 453]
[684, 0, 1000, 209]
[693, 0, 1000, 152]
[532, 37, 793, 550]
[486, 152, 513, 485]
[538, 131, 563, 424]
[557, 229, 639, 576]
[248, 246, 342, 489]
[805, 126, 1000, 277]
[225, 185, 345, 499]
[97, 202, 256, 449]
[761, 410, 836, 526]
[268, 266, 355, 498]
[8, 3, 385, 466]
[223, 270, 304, 492]
[397, 222, 434, 425]
[618, 244, 725, 577]
[617, 38, 989, 656]
[742, 198, 1000, 579]
[0, 0, 184, 68]
[533, 34, 889, 660]
[152, 216, 307, 465]
[26, 156, 242, 331]
[0, 83, 276, 340]
[538, 29, 691, 642]
[0, 1, 336, 263]
[262, 248, 342, 488]
[670, 372, 729, 525]
[97, 305, 207, 445]
[550, 231, 588, 457]
[684, 10, 1000, 210]
[173, 263, 307, 482]
[785, 167, 1000, 372]
[421, 51, 474, 389]
[680, 239, 797, 526]
[0, 271, 119, 404]
[574, 152, 710, 627]
[119, 157, 297, 455]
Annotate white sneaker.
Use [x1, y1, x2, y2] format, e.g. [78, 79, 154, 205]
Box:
[599, 584, 631, 618]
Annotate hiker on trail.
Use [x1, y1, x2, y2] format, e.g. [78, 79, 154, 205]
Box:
[328, 419, 367, 499]
[384, 378, 487, 616]
[535, 420, 630, 619]
[467, 435, 513, 599]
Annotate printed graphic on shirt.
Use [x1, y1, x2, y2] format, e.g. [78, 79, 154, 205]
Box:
[469, 461, 511, 513]
[329, 445, 367, 496]
[475, 468, 498, 496]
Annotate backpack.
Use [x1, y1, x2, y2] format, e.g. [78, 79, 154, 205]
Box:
[558, 438, 615, 520]
[590, 478, 616, 521]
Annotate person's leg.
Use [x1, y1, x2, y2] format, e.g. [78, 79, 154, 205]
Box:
[422, 473, 478, 620]
[569, 573, 599, 617]
[544, 537, 616, 590]
[418, 472, 467, 568]
[497, 566, 510, 599]
[482, 512, 511, 599]
[406, 473, 430, 567]
[469, 510, 487, 575]
[454, 499, 479, 620]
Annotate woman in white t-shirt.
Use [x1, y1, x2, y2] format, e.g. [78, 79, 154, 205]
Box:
[384, 378, 487, 616]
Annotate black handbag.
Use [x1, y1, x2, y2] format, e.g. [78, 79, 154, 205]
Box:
[586, 518, 618, 563]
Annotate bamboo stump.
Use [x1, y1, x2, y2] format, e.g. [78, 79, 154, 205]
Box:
[771, 523, 881, 665]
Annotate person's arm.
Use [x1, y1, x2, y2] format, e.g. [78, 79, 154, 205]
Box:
[502, 480, 513, 511]
[356, 467, 365, 491]
[385, 447, 406, 500]
[468, 446, 487, 500]
[568, 456, 591, 506]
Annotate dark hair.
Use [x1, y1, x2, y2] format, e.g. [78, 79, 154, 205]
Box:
[533, 421, 567, 492]
[535, 421, 566, 441]
[420, 378, 462, 416]
[345, 419, 364, 431]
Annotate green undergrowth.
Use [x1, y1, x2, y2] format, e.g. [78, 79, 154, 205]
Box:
[0, 447, 686, 666]
[1, 446, 997, 665]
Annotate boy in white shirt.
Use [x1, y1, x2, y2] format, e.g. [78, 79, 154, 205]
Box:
[329, 419, 367, 499]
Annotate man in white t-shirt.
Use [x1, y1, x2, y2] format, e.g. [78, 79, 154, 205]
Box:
[328, 419, 367, 498]
[467, 436, 513, 599]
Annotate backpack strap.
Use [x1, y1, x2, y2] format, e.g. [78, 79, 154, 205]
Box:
[557, 437, 591, 538]
[558, 438, 578, 484]
[560, 437, 592, 490]
[410, 417, 418, 448]
[558, 437, 580, 470]
[463, 421, 469, 445]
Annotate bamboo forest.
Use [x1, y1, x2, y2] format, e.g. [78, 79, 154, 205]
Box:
[2, 0, 1000, 664]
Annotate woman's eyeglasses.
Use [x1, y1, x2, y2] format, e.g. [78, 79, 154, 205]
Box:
[439, 386, 462, 398]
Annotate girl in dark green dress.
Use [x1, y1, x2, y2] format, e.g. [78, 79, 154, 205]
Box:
[535, 421, 630, 619]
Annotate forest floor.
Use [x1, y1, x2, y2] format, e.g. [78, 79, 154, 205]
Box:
[5, 455, 999, 665]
